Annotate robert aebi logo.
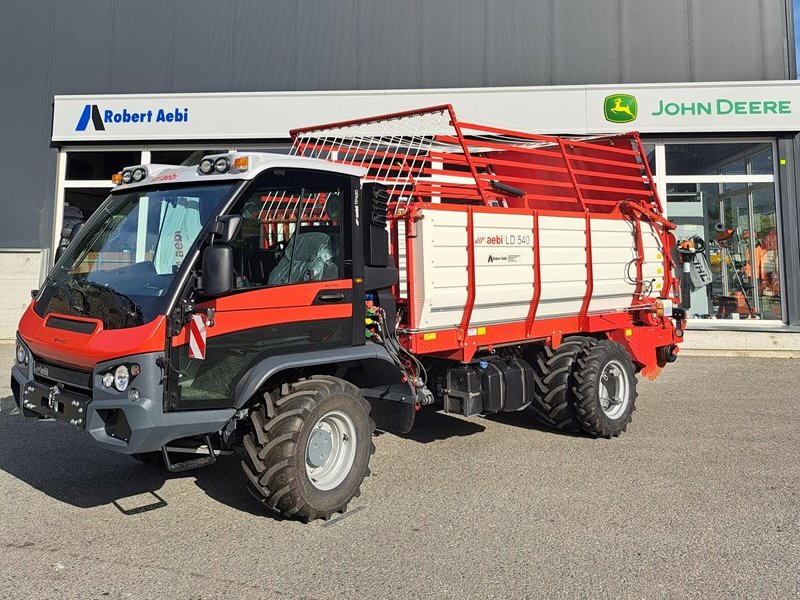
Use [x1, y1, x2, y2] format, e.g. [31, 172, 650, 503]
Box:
[76, 104, 190, 131]
[603, 94, 638, 123]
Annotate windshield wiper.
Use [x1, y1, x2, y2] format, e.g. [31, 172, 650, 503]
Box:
[47, 276, 87, 315]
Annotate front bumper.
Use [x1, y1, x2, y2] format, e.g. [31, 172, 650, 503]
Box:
[11, 349, 235, 455]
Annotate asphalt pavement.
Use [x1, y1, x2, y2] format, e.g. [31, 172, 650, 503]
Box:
[0, 343, 798, 599]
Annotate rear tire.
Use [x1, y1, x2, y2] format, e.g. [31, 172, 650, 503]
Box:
[241, 375, 375, 521]
[528, 336, 596, 432]
[572, 340, 637, 438]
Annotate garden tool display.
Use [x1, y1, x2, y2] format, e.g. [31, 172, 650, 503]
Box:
[676, 235, 711, 310]
[713, 223, 754, 315]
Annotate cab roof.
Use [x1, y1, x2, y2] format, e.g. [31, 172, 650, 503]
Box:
[111, 152, 367, 191]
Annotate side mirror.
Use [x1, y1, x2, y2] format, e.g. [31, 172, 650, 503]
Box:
[211, 215, 242, 244]
[201, 245, 233, 296]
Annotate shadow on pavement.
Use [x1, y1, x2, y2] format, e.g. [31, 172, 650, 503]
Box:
[396, 409, 486, 443]
[0, 395, 271, 519]
[482, 410, 591, 437]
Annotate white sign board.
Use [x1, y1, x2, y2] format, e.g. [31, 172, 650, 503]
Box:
[52, 80, 800, 143]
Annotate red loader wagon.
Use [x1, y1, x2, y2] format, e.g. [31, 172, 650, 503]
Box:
[12, 104, 685, 521]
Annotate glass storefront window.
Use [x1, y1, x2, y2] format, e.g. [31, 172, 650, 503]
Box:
[642, 143, 656, 175]
[668, 181, 781, 321]
[66, 151, 141, 180]
[664, 142, 772, 176]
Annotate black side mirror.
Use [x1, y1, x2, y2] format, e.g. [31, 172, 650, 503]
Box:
[211, 215, 242, 244]
[201, 245, 233, 296]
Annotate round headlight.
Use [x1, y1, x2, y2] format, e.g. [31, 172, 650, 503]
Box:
[214, 157, 230, 173]
[102, 372, 114, 388]
[122, 170, 133, 184]
[199, 158, 214, 175]
[16, 342, 27, 365]
[128, 388, 140, 402]
[132, 168, 146, 182]
[114, 365, 130, 391]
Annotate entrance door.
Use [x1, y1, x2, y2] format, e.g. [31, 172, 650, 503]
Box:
[168, 168, 358, 410]
[668, 182, 780, 320]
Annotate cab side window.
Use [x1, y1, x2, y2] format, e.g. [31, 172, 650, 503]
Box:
[227, 171, 346, 290]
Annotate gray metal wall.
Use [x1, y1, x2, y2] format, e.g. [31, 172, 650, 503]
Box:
[0, 0, 794, 250]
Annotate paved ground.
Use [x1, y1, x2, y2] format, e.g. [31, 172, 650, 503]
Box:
[0, 344, 798, 599]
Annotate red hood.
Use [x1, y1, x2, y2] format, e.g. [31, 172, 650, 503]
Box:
[17, 301, 167, 370]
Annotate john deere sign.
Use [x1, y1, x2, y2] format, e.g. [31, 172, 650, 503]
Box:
[604, 94, 638, 123]
[650, 98, 791, 117]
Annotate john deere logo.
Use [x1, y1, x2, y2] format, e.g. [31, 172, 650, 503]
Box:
[604, 94, 638, 123]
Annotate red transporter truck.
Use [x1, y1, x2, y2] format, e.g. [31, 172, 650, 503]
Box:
[12, 105, 684, 521]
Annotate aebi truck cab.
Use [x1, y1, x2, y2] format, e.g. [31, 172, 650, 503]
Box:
[12, 105, 685, 521]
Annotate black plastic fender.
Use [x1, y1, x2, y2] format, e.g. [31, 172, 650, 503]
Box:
[233, 342, 414, 410]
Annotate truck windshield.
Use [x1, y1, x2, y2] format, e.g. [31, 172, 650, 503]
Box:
[35, 183, 236, 329]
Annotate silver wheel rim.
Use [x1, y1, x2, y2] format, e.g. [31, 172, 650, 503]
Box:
[305, 410, 357, 491]
[599, 359, 630, 420]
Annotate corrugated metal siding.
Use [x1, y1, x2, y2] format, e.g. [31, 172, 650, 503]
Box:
[690, 0, 764, 81]
[356, 0, 421, 89]
[485, 0, 551, 86]
[172, 0, 234, 92]
[619, 0, 691, 83]
[295, 0, 357, 90]
[551, 0, 621, 85]
[0, 0, 794, 249]
[0, 0, 55, 251]
[110, 0, 173, 93]
[420, 0, 486, 88]
[233, 0, 296, 91]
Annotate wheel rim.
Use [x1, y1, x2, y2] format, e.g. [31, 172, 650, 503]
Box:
[599, 359, 630, 420]
[305, 410, 357, 491]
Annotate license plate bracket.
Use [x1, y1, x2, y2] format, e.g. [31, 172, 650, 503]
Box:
[22, 381, 90, 428]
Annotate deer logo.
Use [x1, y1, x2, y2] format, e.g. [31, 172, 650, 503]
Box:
[603, 94, 638, 123]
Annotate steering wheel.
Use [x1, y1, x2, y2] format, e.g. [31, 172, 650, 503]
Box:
[267, 240, 287, 259]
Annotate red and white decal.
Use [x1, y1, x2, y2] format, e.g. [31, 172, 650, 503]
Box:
[188, 314, 207, 360]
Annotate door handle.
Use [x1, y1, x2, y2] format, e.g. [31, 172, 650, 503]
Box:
[317, 292, 345, 302]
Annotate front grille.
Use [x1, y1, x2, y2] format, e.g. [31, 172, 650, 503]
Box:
[33, 358, 92, 391]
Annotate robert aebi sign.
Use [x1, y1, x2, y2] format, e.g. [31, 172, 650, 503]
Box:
[76, 104, 190, 131]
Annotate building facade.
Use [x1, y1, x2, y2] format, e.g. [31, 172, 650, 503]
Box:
[0, 0, 797, 339]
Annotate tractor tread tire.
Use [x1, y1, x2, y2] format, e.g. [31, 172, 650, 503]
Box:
[573, 340, 638, 438]
[528, 336, 597, 432]
[241, 375, 375, 522]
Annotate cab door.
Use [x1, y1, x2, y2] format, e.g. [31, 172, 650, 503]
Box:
[167, 168, 360, 411]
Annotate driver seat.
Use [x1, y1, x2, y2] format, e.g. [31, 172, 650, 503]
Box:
[267, 231, 338, 285]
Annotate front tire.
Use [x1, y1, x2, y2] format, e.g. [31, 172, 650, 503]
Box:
[573, 340, 638, 438]
[241, 375, 375, 521]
